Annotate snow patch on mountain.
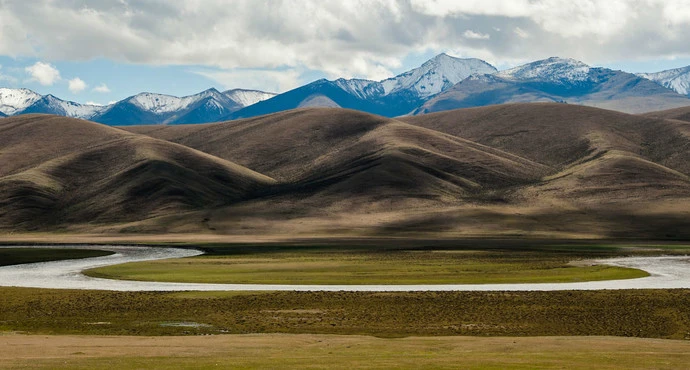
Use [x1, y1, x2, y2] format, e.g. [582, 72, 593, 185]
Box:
[0, 88, 42, 115]
[333, 79, 383, 100]
[380, 53, 498, 98]
[639, 66, 690, 96]
[21, 95, 106, 118]
[496, 57, 591, 83]
[129, 92, 196, 114]
[224, 89, 276, 107]
[45, 95, 105, 118]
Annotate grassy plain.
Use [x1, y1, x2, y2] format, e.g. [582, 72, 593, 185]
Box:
[2, 334, 690, 369]
[84, 244, 651, 284]
[2, 287, 690, 339]
[0, 248, 112, 267]
[2, 242, 690, 369]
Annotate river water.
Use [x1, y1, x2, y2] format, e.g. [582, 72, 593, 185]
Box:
[1, 245, 689, 292]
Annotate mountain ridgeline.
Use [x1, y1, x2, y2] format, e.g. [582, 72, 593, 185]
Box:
[0, 87, 276, 125]
[3, 54, 690, 125]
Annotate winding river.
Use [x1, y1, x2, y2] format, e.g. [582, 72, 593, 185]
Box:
[1, 245, 689, 291]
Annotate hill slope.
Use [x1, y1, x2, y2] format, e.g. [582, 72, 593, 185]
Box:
[0, 115, 274, 229]
[642, 106, 690, 122]
[1, 104, 689, 238]
[402, 103, 690, 204]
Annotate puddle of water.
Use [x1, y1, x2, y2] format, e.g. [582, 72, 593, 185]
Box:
[159, 321, 212, 328]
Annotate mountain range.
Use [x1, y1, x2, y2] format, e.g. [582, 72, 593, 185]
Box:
[0, 87, 276, 125]
[2, 54, 690, 124]
[2, 104, 689, 239]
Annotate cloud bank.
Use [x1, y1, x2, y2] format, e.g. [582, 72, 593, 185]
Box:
[1, 0, 690, 86]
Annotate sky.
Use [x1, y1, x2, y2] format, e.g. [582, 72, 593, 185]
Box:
[2, 0, 690, 105]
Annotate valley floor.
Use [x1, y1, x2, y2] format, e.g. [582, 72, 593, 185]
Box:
[2, 237, 690, 369]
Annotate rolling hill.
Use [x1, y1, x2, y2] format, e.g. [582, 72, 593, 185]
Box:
[642, 106, 690, 122]
[1, 104, 689, 238]
[0, 114, 274, 229]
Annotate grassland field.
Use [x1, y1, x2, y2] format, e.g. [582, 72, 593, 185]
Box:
[3, 241, 690, 369]
[82, 243, 683, 285]
[3, 334, 690, 369]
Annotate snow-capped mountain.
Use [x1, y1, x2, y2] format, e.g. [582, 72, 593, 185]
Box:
[332, 79, 383, 100]
[415, 57, 690, 114]
[229, 53, 499, 120]
[381, 53, 497, 98]
[91, 88, 244, 125]
[4, 54, 690, 124]
[639, 66, 690, 97]
[128, 92, 197, 114]
[224, 89, 276, 107]
[0, 88, 42, 115]
[227, 78, 396, 120]
[495, 57, 591, 83]
[18, 94, 105, 118]
[0, 86, 276, 125]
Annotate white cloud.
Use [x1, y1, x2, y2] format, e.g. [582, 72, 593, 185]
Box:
[85, 101, 102, 106]
[68, 77, 87, 93]
[514, 27, 530, 39]
[463, 30, 490, 40]
[1, 1, 690, 80]
[25, 61, 60, 85]
[410, 0, 533, 17]
[93, 83, 110, 93]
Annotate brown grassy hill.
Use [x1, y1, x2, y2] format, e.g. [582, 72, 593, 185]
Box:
[125, 108, 392, 182]
[2, 106, 690, 239]
[119, 105, 690, 238]
[401, 104, 690, 207]
[401, 103, 690, 175]
[0, 115, 275, 229]
[642, 106, 690, 122]
[124, 108, 550, 209]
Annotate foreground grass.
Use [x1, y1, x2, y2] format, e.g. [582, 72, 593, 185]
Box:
[85, 244, 650, 284]
[0, 248, 112, 267]
[2, 334, 689, 370]
[2, 287, 690, 339]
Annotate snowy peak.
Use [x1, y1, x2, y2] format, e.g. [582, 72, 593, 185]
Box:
[639, 66, 690, 96]
[0, 88, 42, 115]
[333, 78, 383, 100]
[381, 53, 498, 98]
[224, 89, 276, 107]
[496, 57, 591, 83]
[126, 89, 231, 114]
[128, 92, 191, 114]
[21, 94, 105, 118]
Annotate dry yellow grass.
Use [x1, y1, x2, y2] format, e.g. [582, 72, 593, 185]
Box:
[2, 334, 690, 369]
